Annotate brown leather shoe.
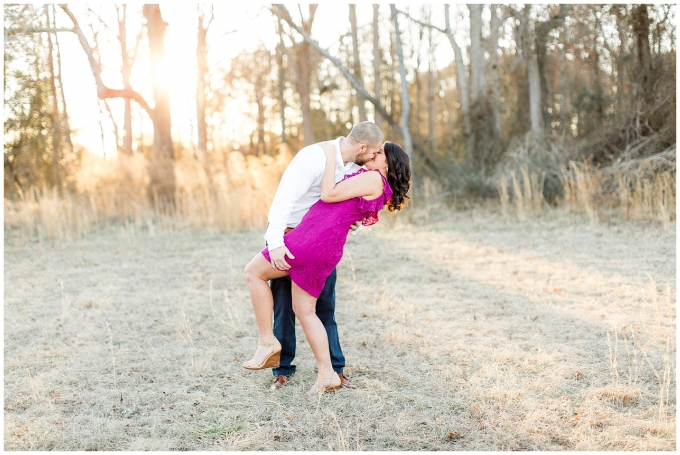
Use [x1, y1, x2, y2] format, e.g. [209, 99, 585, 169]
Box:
[337, 373, 357, 389]
[271, 374, 290, 390]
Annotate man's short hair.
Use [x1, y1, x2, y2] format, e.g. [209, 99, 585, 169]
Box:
[346, 121, 384, 148]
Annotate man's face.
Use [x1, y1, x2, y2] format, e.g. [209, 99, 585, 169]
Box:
[354, 143, 381, 166]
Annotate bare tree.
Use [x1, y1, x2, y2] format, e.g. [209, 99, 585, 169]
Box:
[45, 6, 62, 191]
[516, 5, 544, 139]
[612, 6, 630, 118]
[196, 5, 210, 164]
[390, 4, 413, 161]
[372, 5, 383, 129]
[254, 49, 270, 156]
[51, 5, 72, 158]
[349, 4, 366, 122]
[142, 5, 175, 202]
[466, 3, 505, 166]
[427, 23, 436, 153]
[558, 26, 572, 136]
[488, 5, 503, 138]
[59, 6, 150, 122]
[61, 5, 177, 200]
[115, 6, 143, 157]
[468, 4, 486, 104]
[534, 4, 570, 129]
[196, 7, 208, 156]
[282, 5, 319, 146]
[412, 7, 426, 140]
[443, 6, 473, 156]
[630, 4, 653, 105]
[276, 17, 287, 143]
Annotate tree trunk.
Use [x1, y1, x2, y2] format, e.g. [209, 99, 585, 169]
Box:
[630, 4, 653, 105]
[255, 52, 268, 156]
[444, 5, 473, 157]
[277, 18, 287, 143]
[349, 5, 366, 122]
[527, 57, 543, 139]
[592, 14, 605, 125]
[103, 99, 122, 149]
[52, 5, 72, 158]
[468, 3, 502, 166]
[143, 5, 175, 203]
[117, 6, 133, 156]
[390, 5, 413, 161]
[614, 6, 629, 118]
[414, 61, 421, 141]
[413, 12, 426, 140]
[468, 4, 486, 103]
[427, 25, 436, 154]
[534, 5, 570, 131]
[372, 5, 383, 129]
[256, 94, 265, 156]
[558, 29, 571, 136]
[295, 45, 315, 145]
[288, 5, 318, 146]
[488, 4, 503, 138]
[520, 6, 544, 139]
[342, 37, 356, 125]
[196, 5, 209, 163]
[389, 34, 397, 139]
[45, 6, 61, 191]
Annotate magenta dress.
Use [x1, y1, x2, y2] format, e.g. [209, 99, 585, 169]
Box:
[262, 169, 393, 298]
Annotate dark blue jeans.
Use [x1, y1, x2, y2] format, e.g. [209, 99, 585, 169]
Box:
[270, 268, 346, 377]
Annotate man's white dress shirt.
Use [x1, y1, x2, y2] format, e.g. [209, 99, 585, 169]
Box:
[265, 137, 361, 251]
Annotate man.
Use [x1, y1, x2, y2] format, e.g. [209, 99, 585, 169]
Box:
[264, 121, 384, 390]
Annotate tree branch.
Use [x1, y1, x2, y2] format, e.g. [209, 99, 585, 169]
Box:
[6, 27, 74, 36]
[86, 6, 116, 36]
[395, 8, 446, 34]
[58, 4, 154, 119]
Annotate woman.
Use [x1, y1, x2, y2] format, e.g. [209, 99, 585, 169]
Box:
[243, 141, 410, 393]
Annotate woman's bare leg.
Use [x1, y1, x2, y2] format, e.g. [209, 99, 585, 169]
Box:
[291, 282, 340, 391]
[243, 253, 288, 368]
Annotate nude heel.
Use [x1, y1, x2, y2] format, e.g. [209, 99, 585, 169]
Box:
[243, 339, 282, 370]
[307, 372, 342, 395]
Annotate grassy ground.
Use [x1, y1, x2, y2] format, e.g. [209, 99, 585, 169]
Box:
[4, 208, 675, 450]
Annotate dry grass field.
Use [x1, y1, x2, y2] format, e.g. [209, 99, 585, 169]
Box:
[4, 208, 675, 450]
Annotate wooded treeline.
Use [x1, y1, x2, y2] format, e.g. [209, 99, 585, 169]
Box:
[4, 4, 676, 206]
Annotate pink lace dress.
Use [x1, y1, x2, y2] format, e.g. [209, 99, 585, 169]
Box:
[262, 169, 393, 298]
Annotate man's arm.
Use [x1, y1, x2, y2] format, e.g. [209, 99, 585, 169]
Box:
[264, 146, 325, 267]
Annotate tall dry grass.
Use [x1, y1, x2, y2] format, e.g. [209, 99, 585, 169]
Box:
[500, 150, 675, 228]
[559, 159, 675, 228]
[4, 146, 293, 241]
[616, 170, 675, 228]
[559, 161, 606, 223]
[5, 143, 675, 240]
[498, 166, 546, 220]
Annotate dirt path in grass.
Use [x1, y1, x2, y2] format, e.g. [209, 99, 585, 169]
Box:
[4, 210, 675, 450]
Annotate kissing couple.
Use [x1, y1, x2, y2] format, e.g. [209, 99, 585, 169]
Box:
[242, 122, 411, 394]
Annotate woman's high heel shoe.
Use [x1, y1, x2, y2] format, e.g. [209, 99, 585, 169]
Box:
[242, 339, 282, 370]
[307, 373, 341, 395]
